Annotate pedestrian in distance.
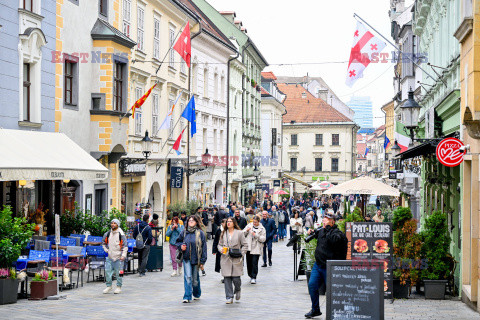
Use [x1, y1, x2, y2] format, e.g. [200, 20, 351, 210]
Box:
[234, 209, 248, 230]
[175, 215, 208, 303]
[218, 217, 248, 304]
[166, 217, 184, 277]
[261, 211, 276, 267]
[376, 197, 381, 210]
[304, 211, 348, 318]
[373, 209, 385, 222]
[180, 211, 188, 225]
[305, 209, 315, 231]
[102, 219, 128, 294]
[243, 216, 266, 284]
[290, 209, 303, 238]
[132, 214, 153, 277]
[277, 206, 288, 241]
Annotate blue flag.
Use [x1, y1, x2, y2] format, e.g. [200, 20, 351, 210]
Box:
[384, 136, 390, 149]
[364, 147, 369, 157]
[181, 96, 196, 137]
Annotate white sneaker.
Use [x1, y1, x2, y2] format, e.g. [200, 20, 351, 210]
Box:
[178, 267, 182, 275]
[182, 299, 191, 303]
[171, 270, 177, 277]
[103, 286, 113, 294]
[114, 287, 122, 294]
[250, 279, 256, 284]
[226, 298, 233, 304]
[193, 296, 200, 300]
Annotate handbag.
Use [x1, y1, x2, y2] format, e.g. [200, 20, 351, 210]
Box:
[175, 229, 186, 263]
[226, 232, 243, 259]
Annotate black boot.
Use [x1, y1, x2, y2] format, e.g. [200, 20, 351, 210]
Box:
[268, 250, 272, 266]
[261, 263, 267, 267]
[305, 309, 322, 318]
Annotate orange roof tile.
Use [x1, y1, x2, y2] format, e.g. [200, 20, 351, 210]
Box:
[261, 71, 277, 80]
[278, 83, 352, 123]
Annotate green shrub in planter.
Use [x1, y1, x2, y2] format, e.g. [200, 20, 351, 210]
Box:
[0, 206, 34, 268]
[336, 207, 364, 233]
[392, 207, 412, 231]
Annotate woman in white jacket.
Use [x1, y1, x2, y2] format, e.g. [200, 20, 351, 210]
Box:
[243, 216, 266, 284]
[290, 210, 303, 237]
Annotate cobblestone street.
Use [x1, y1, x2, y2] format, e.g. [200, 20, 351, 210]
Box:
[1, 240, 479, 320]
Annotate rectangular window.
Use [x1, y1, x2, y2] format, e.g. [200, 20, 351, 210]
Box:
[123, 0, 131, 37]
[332, 158, 339, 172]
[153, 18, 160, 59]
[64, 61, 74, 105]
[315, 134, 323, 146]
[23, 63, 31, 121]
[221, 76, 225, 102]
[332, 134, 339, 146]
[214, 73, 219, 100]
[203, 128, 208, 152]
[169, 27, 175, 68]
[213, 129, 217, 155]
[135, 87, 143, 135]
[368, 160, 372, 166]
[203, 68, 208, 97]
[23, 0, 33, 11]
[290, 158, 297, 172]
[168, 99, 175, 138]
[137, 7, 144, 51]
[99, 0, 107, 17]
[315, 158, 322, 172]
[113, 62, 123, 111]
[152, 94, 159, 136]
[291, 134, 298, 146]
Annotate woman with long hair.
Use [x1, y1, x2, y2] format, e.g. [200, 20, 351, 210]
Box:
[243, 215, 266, 284]
[175, 215, 207, 303]
[218, 217, 248, 304]
[166, 216, 184, 276]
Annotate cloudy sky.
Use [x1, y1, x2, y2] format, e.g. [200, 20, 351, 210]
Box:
[207, 0, 414, 127]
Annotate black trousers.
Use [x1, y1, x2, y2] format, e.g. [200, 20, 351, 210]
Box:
[262, 240, 273, 264]
[137, 245, 150, 274]
[246, 251, 260, 279]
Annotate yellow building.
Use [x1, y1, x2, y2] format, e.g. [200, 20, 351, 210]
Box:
[455, 0, 480, 311]
[381, 100, 394, 154]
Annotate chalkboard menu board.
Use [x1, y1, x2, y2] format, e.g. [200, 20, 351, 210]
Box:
[327, 260, 384, 320]
[350, 222, 393, 299]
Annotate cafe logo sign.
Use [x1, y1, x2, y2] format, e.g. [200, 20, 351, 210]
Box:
[436, 138, 465, 167]
[51, 171, 65, 178]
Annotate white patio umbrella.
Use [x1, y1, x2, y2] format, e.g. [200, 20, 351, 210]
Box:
[323, 176, 400, 197]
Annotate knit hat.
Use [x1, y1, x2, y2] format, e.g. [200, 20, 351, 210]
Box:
[111, 219, 121, 227]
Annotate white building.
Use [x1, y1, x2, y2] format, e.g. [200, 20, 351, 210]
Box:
[260, 72, 286, 201]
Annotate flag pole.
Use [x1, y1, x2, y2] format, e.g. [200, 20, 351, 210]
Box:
[187, 65, 191, 203]
[353, 13, 437, 81]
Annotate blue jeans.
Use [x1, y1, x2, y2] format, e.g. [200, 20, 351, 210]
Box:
[308, 262, 327, 312]
[183, 260, 201, 300]
[263, 239, 273, 264]
[105, 258, 123, 287]
[278, 223, 286, 239]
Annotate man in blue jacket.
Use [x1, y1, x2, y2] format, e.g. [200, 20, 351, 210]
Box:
[132, 214, 153, 276]
[261, 211, 276, 267]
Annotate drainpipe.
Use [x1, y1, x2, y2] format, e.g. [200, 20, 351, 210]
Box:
[226, 49, 240, 204]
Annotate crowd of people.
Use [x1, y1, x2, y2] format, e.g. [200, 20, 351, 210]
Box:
[100, 193, 384, 318]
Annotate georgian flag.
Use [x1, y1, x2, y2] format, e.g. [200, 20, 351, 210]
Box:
[346, 21, 387, 87]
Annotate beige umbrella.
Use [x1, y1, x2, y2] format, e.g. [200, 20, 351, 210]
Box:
[323, 176, 400, 197]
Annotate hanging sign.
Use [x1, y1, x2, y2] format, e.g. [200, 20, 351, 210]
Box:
[436, 138, 465, 167]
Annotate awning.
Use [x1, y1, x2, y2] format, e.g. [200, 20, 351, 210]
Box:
[397, 141, 437, 160]
[282, 173, 312, 188]
[323, 176, 400, 197]
[0, 129, 109, 181]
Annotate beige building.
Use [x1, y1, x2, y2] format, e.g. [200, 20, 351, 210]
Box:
[278, 83, 358, 193]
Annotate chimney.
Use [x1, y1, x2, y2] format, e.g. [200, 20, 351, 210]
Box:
[318, 89, 328, 102]
[301, 92, 307, 99]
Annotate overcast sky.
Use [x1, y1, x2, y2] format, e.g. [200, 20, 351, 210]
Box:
[206, 0, 412, 127]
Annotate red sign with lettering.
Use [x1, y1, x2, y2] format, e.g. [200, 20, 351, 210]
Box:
[436, 138, 465, 167]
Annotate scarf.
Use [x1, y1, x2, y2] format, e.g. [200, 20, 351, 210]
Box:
[187, 226, 197, 233]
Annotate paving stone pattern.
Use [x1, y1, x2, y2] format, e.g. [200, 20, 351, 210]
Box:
[1, 240, 479, 320]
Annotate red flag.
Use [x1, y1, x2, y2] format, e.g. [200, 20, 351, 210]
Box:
[173, 129, 185, 155]
[131, 83, 157, 118]
[173, 21, 191, 67]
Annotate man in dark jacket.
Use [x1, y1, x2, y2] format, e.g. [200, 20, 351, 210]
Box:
[260, 211, 276, 267]
[234, 209, 247, 230]
[304, 211, 347, 318]
[132, 214, 153, 276]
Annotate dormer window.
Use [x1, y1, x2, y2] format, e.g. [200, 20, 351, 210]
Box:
[302, 92, 307, 99]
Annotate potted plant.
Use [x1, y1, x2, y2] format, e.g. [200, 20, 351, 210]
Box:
[30, 270, 57, 300]
[420, 211, 451, 299]
[0, 205, 34, 305]
[336, 207, 364, 233]
[251, 79, 256, 87]
[392, 207, 422, 299]
[0, 269, 17, 305]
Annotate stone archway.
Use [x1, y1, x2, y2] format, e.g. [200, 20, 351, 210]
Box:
[148, 182, 162, 220]
[215, 180, 223, 205]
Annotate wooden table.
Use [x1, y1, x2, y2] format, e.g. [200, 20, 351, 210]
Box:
[51, 244, 67, 250]
[83, 241, 102, 246]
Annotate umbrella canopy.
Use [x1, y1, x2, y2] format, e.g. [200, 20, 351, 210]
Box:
[274, 190, 289, 195]
[323, 176, 400, 197]
[310, 181, 333, 192]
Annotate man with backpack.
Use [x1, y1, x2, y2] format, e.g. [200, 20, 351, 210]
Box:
[102, 219, 128, 294]
[304, 210, 348, 318]
[277, 206, 288, 241]
[132, 214, 153, 277]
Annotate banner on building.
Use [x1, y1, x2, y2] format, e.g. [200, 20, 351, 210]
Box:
[170, 166, 184, 189]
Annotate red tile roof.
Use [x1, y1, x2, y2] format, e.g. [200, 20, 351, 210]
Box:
[357, 143, 367, 159]
[260, 87, 269, 95]
[261, 71, 277, 80]
[278, 83, 352, 123]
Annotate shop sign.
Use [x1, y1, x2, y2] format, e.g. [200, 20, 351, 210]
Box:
[388, 171, 396, 180]
[403, 157, 421, 175]
[312, 176, 329, 181]
[170, 166, 184, 189]
[273, 179, 280, 187]
[255, 183, 263, 189]
[262, 183, 269, 191]
[122, 162, 146, 177]
[436, 138, 465, 167]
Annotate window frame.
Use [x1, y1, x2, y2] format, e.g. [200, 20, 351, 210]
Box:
[123, 0, 131, 38]
[290, 158, 297, 172]
[332, 134, 340, 146]
[153, 17, 160, 59]
[315, 134, 323, 146]
[291, 134, 298, 146]
[64, 61, 74, 105]
[23, 63, 31, 122]
[331, 158, 339, 172]
[134, 87, 143, 135]
[169, 26, 176, 68]
[23, 0, 34, 12]
[152, 93, 159, 137]
[315, 158, 322, 172]
[137, 6, 145, 52]
[113, 62, 124, 112]
[99, 0, 108, 17]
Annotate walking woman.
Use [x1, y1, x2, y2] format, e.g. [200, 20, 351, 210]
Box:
[175, 215, 207, 303]
[243, 216, 266, 284]
[166, 217, 184, 277]
[212, 219, 227, 280]
[290, 209, 303, 237]
[218, 217, 248, 304]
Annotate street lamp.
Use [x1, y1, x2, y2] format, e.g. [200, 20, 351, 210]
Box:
[400, 89, 422, 141]
[141, 130, 153, 160]
[201, 148, 211, 167]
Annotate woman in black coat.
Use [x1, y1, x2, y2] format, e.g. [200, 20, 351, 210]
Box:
[212, 219, 226, 274]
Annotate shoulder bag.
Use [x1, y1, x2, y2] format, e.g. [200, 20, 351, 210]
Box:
[226, 231, 243, 259]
